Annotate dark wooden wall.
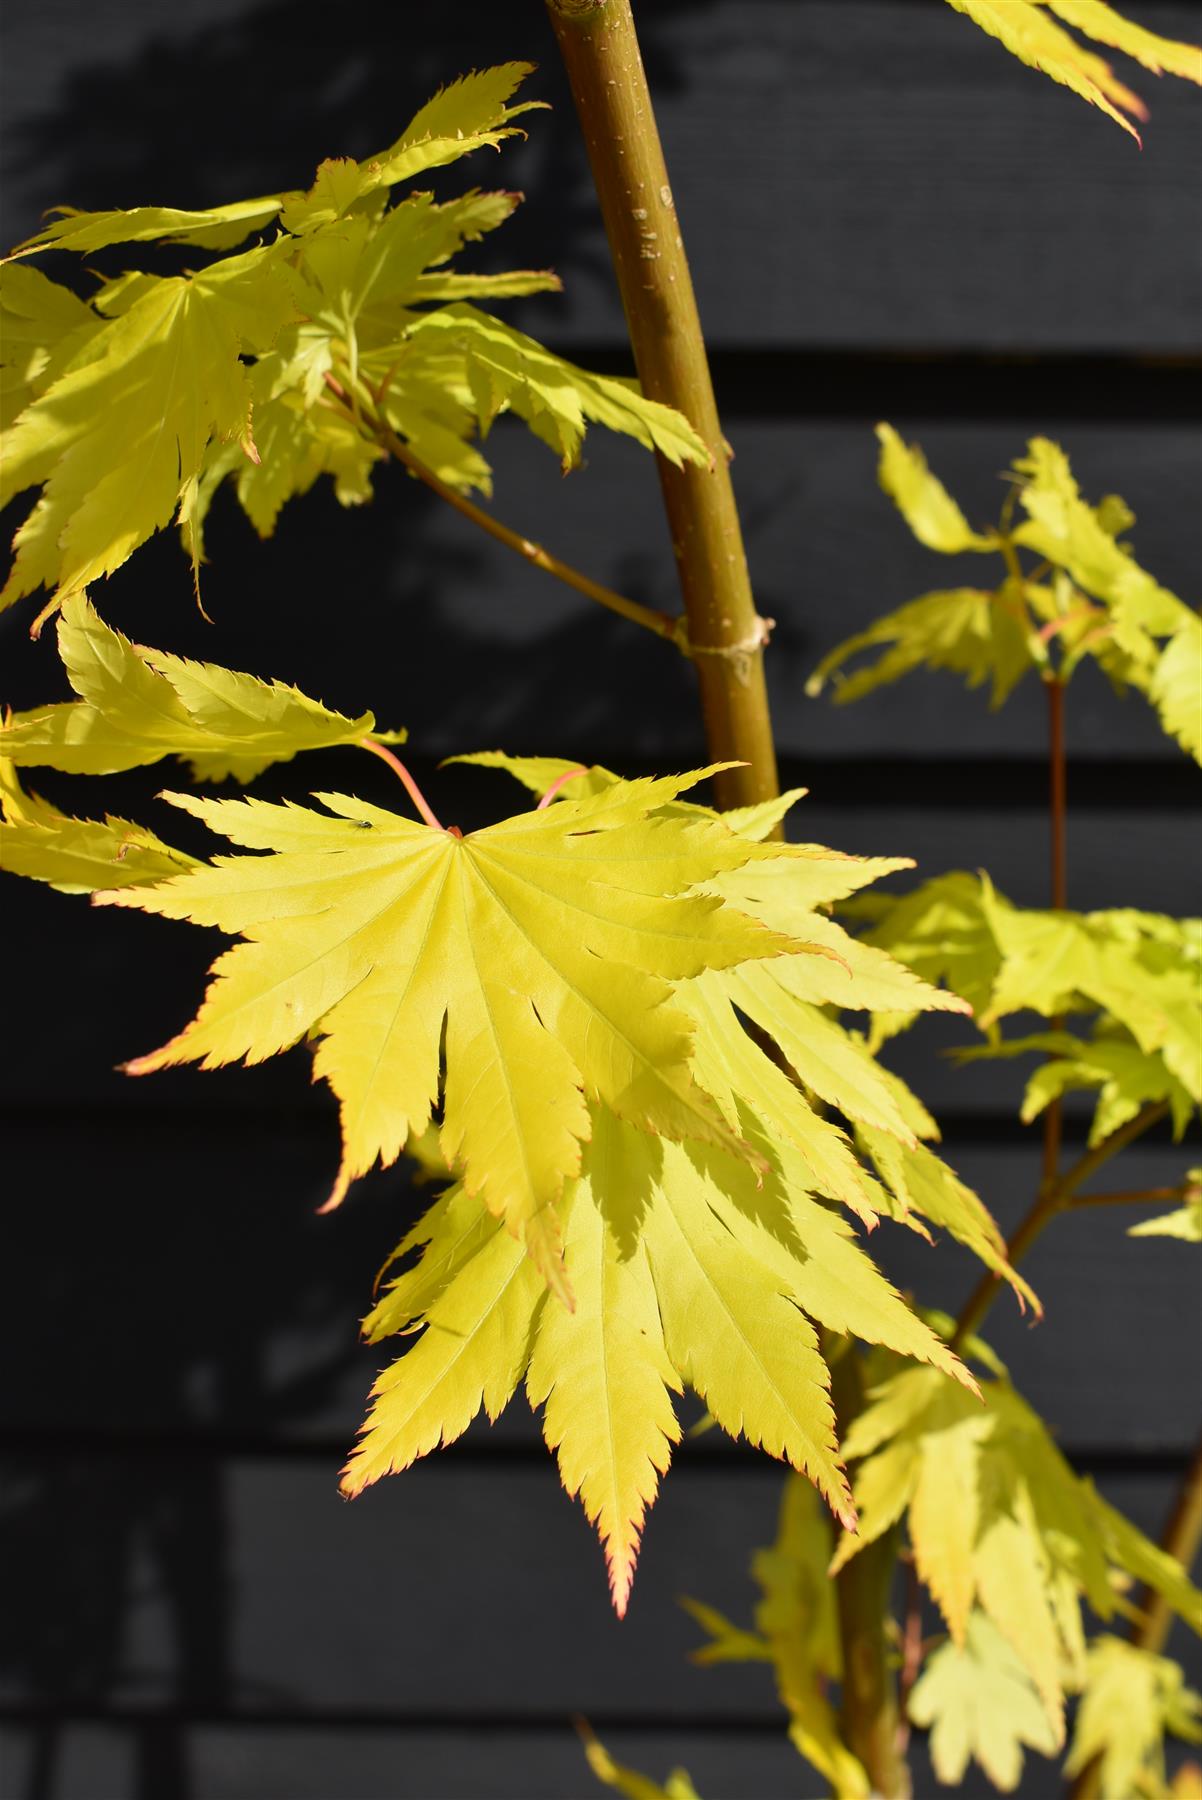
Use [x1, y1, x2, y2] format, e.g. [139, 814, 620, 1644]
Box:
[1, 3, 1200, 1796]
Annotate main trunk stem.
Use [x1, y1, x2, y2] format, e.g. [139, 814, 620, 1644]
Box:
[546, 0, 780, 813]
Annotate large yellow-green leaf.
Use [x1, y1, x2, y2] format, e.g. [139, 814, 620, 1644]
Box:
[1, 596, 388, 782]
[0, 758, 196, 894]
[1065, 1636, 1202, 1800]
[346, 1104, 974, 1609]
[96, 767, 800, 1276]
[685, 839, 1030, 1300]
[526, 1112, 683, 1615]
[942, 0, 1201, 138]
[907, 1611, 1061, 1792]
[1, 245, 298, 613]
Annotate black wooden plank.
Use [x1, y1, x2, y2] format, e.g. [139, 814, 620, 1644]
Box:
[2, 2, 1200, 351]
[3, 1118, 1197, 1451]
[1, 1456, 1196, 1725]
[3, 420, 1197, 763]
[3, 792, 1195, 1129]
[5, 1718, 1189, 1800]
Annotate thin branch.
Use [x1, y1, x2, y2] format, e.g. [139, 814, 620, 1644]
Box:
[1066, 1183, 1187, 1211]
[895, 1555, 924, 1760]
[950, 1100, 1171, 1350]
[382, 426, 684, 648]
[322, 370, 683, 648]
[1133, 1435, 1202, 1657]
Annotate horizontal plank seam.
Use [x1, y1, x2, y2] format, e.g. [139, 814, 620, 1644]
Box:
[536, 347, 1202, 422]
[0, 1432, 1190, 1473]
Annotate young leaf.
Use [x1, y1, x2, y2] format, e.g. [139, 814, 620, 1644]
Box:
[1, 596, 388, 782]
[1, 244, 299, 615]
[875, 422, 996, 555]
[958, 1028, 1196, 1146]
[907, 1611, 1061, 1792]
[685, 1475, 871, 1794]
[1129, 1177, 1202, 1243]
[1065, 1636, 1202, 1800]
[851, 873, 1202, 1115]
[854, 1125, 1039, 1312]
[578, 1724, 702, 1800]
[0, 759, 196, 894]
[806, 586, 1036, 709]
[942, 0, 1201, 139]
[95, 767, 804, 1271]
[811, 430, 1202, 763]
[749, 1477, 869, 1796]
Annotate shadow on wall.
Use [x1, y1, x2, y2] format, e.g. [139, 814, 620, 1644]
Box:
[1, 1116, 416, 1800]
[3, 0, 706, 294]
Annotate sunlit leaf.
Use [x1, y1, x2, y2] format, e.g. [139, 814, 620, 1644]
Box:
[1, 596, 388, 782]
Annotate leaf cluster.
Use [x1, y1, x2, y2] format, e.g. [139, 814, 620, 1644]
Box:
[1, 65, 708, 625]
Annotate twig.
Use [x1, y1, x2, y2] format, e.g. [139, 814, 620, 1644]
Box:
[379, 423, 686, 648]
[322, 372, 687, 651]
[1066, 1184, 1187, 1211]
[950, 1100, 1171, 1351]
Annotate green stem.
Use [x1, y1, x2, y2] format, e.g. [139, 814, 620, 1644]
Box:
[831, 1354, 912, 1800]
[1136, 1436, 1202, 1658]
[545, 0, 781, 815]
[950, 1100, 1171, 1352]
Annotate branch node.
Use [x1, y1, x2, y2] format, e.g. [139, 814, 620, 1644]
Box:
[679, 614, 775, 681]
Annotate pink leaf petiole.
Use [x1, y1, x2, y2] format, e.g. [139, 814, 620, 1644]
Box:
[536, 767, 589, 809]
[358, 738, 460, 835]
